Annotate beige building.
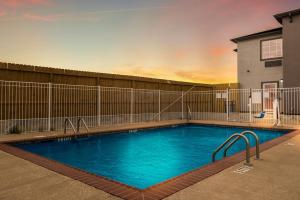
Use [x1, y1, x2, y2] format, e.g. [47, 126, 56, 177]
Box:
[232, 8, 300, 90]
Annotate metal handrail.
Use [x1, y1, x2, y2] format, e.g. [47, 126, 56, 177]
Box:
[64, 118, 76, 134]
[77, 118, 89, 134]
[187, 105, 192, 121]
[212, 133, 251, 165]
[223, 130, 260, 159]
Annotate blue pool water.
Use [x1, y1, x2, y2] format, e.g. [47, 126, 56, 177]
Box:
[15, 125, 287, 189]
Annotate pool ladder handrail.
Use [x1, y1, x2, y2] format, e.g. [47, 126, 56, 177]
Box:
[224, 130, 260, 159]
[212, 131, 260, 166]
[212, 133, 251, 165]
[64, 118, 76, 134]
[77, 118, 89, 134]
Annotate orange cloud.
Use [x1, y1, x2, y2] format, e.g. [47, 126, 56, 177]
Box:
[209, 47, 229, 57]
[114, 66, 168, 79]
[174, 50, 188, 60]
[0, 0, 53, 18]
[0, 10, 6, 17]
[175, 69, 236, 83]
[2, 0, 50, 8]
[22, 12, 102, 22]
[114, 65, 236, 84]
[23, 12, 55, 21]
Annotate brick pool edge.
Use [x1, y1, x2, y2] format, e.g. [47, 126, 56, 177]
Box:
[0, 128, 299, 200]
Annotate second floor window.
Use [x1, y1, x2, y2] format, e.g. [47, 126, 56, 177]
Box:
[261, 38, 282, 60]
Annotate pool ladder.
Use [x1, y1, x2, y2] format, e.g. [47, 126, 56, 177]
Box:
[64, 118, 89, 134]
[212, 131, 260, 166]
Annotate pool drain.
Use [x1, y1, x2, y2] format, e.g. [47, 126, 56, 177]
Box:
[233, 165, 253, 174]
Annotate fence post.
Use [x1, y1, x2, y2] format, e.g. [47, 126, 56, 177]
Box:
[130, 88, 134, 124]
[278, 88, 281, 125]
[48, 83, 52, 131]
[226, 88, 229, 121]
[249, 88, 252, 122]
[97, 86, 101, 126]
[181, 91, 184, 120]
[158, 90, 161, 121]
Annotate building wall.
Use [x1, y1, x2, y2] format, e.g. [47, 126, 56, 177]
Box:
[237, 34, 283, 89]
[282, 15, 300, 88]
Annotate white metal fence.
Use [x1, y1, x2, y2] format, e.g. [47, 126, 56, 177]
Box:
[0, 80, 300, 134]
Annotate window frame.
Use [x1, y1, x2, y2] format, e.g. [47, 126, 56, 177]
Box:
[260, 37, 283, 61]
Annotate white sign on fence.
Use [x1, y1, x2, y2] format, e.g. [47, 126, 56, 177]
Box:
[252, 91, 262, 104]
[222, 92, 228, 99]
[216, 92, 228, 99]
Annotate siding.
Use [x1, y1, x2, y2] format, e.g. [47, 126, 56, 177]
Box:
[237, 35, 283, 89]
[282, 15, 300, 88]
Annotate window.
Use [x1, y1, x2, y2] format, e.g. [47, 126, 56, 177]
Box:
[261, 38, 282, 60]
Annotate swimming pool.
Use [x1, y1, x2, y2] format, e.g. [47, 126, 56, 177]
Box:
[14, 125, 287, 189]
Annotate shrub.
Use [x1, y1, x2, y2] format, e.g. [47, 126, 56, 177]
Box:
[8, 125, 22, 134]
[38, 126, 45, 132]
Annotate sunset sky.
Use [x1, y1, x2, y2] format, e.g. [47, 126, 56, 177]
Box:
[1, 0, 300, 83]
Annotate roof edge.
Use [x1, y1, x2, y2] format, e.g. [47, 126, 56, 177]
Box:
[274, 8, 300, 24]
[231, 27, 282, 43]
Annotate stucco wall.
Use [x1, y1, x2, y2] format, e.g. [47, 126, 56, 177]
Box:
[237, 35, 283, 89]
[282, 15, 300, 88]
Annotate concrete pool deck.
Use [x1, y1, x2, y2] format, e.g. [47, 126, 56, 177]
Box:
[0, 120, 300, 200]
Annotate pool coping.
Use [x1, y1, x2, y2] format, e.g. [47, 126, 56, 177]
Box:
[1, 121, 188, 144]
[0, 125, 299, 200]
[1, 121, 293, 144]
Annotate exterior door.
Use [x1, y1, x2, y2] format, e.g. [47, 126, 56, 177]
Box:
[262, 82, 278, 112]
